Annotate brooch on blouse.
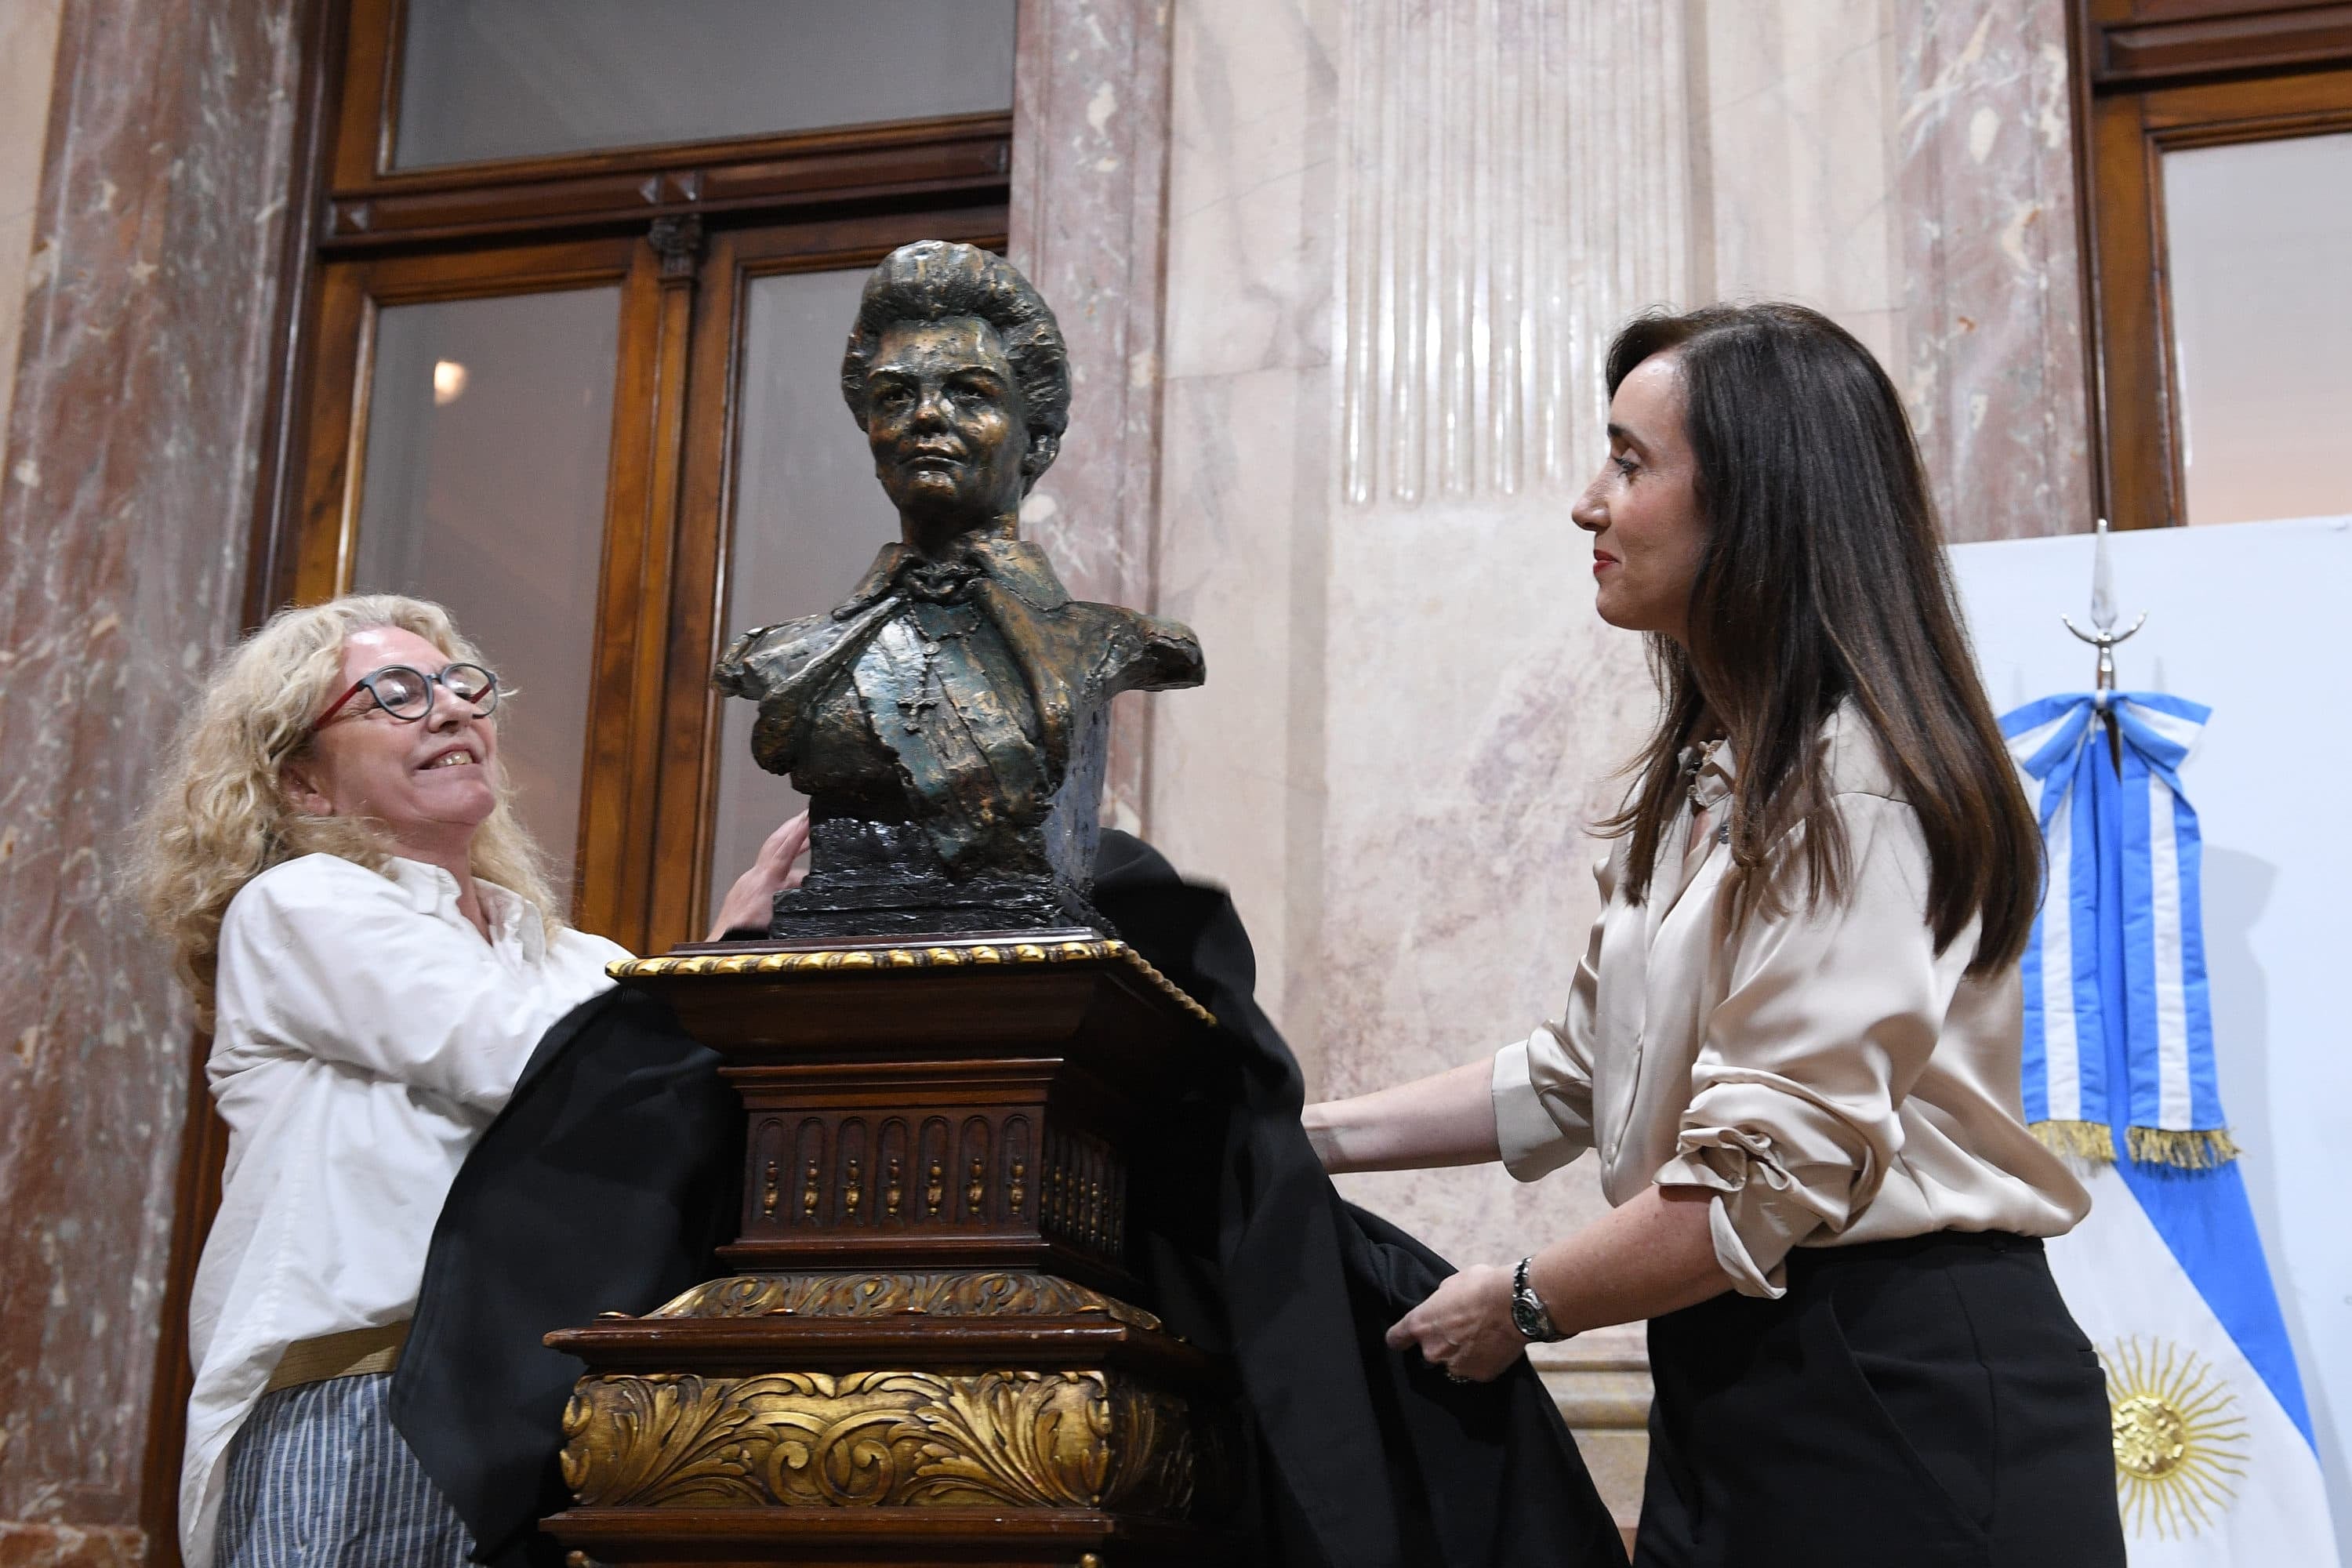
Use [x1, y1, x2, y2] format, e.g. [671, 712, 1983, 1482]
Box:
[1678, 739, 1731, 842]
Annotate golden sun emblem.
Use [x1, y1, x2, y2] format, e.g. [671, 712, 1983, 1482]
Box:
[2100, 1336, 2251, 1538]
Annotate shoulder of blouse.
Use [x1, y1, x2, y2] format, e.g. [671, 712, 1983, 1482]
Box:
[221, 852, 412, 932]
[212, 857, 427, 1044]
[1815, 700, 1905, 805]
[218, 855, 538, 976]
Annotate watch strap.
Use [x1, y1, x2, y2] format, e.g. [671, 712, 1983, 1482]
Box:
[1512, 1254, 1570, 1343]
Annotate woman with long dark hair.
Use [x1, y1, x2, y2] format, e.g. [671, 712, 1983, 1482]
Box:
[1305, 304, 2125, 1564]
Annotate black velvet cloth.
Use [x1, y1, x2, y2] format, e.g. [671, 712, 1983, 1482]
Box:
[386, 985, 739, 1566]
[390, 831, 1627, 1568]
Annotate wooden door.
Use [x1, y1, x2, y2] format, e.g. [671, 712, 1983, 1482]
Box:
[2073, 0, 2352, 527]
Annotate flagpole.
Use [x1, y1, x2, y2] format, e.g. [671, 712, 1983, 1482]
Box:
[2061, 518, 2148, 768]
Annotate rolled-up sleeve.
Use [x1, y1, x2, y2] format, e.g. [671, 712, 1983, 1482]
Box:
[1653, 794, 1961, 1298]
[1494, 856, 1611, 1181]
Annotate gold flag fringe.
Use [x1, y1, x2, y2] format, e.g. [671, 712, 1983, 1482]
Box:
[2031, 1120, 2117, 1161]
[2125, 1126, 2241, 1170]
[2031, 1120, 2240, 1167]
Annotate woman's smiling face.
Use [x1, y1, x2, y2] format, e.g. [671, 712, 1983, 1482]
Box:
[1573, 350, 1708, 644]
[283, 625, 499, 857]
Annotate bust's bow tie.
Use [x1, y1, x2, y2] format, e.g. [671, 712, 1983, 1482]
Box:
[895, 554, 986, 604]
[831, 535, 1073, 622]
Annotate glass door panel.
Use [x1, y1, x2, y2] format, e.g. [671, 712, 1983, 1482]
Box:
[394, 0, 1018, 169]
[2163, 130, 2352, 526]
[350, 285, 622, 900]
[706, 266, 900, 928]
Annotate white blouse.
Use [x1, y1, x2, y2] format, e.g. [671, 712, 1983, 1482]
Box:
[179, 855, 629, 1568]
[1492, 706, 2089, 1299]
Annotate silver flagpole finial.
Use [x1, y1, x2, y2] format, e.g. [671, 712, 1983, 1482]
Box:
[2063, 517, 2148, 693]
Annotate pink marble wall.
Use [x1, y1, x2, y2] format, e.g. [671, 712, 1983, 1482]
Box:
[1007, 0, 1175, 833]
[0, 0, 64, 439]
[0, 1522, 143, 1568]
[0, 0, 2100, 1554]
[1145, 0, 1676, 1523]
[1697, 0, 2092, 546]
[0, 0, 299, 1551]
[1145, 0, 2103, 1530]
[1896, 1, 2094, 543]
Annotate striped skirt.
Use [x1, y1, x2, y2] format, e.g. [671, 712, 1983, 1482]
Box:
[214, 1372, 474, 1568]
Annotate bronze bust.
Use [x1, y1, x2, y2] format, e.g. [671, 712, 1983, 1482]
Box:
[714, 241, 1203, 938]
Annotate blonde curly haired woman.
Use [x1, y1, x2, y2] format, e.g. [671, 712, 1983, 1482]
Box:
[139, 594, 802, 1568]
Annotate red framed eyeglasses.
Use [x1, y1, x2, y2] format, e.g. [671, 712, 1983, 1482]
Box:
[312, 662, 500, 733]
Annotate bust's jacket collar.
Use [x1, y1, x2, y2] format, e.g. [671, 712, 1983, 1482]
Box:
[833, 532, 1076, 619]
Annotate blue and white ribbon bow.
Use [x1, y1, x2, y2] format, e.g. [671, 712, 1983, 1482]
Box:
[2001, 692, 2236, 1167]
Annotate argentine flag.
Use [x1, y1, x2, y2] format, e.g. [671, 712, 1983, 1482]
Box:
[2004, 693, 2339, 1563]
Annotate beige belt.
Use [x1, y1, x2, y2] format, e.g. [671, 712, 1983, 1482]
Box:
[263, 1321, 409, 1393]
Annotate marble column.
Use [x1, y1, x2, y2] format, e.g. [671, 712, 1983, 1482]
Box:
[1895, 0, 2092, 542]
[1319, 0, 1696, 1523]
[1149, 0, 1700, 1529]
[0, 0, 300, 1559]
[1148, 0, 1340, 1083]
[1696, 0, 1910, 367]
[1694, 0, 2092, 543]
[0, 0, 63, 441]
[1007, 0, 1175, 834]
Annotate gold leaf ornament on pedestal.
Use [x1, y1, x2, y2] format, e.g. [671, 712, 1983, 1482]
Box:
[561, 1368, 1198, 1515]
[644, 1269, 1163, 1330]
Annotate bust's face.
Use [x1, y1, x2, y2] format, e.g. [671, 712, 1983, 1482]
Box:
[862, 318, 1028, 540]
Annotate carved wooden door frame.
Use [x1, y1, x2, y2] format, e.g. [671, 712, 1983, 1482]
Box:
[2071, 0, 2352, 528]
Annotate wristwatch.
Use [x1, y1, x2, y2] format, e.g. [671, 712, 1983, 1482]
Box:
[1511, 1256, 1571, 1343]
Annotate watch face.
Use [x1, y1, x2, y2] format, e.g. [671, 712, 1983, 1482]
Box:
[1510, 1258, 1548, 1340]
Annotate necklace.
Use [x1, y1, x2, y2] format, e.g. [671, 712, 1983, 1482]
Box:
[897, 601, 978, 734]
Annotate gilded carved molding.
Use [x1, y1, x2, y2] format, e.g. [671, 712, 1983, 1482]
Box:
[608, 937, 1214, 1026]
[644, 1270, 1163, 1333]
[560, 1368, 1198, 1515]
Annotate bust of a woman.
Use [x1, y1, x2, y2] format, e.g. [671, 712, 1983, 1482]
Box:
[715, 241, 1203, 939]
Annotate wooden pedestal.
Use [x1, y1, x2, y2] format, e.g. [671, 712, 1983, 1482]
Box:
[541, 932, 1236, 1568]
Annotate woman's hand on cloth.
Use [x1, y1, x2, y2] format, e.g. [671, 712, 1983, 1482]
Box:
[1388, 1185, 1730, 1385]
[1385, 1262, 1524, 1382]
[707, 811, 812, 940]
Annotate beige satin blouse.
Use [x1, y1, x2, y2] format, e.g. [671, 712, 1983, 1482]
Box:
[1492, 705, 2089, 1298]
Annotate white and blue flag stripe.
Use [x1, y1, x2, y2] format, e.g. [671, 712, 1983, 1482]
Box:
[2003, 692, 2226, 1150]
[2003, 691, 2339, 1560]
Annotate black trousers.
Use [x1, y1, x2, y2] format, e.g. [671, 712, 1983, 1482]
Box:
[1634, 1231, 2125, 1568]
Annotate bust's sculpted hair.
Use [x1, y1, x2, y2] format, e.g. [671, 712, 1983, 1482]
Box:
[839, 240, 1070, 489]
[133, 593, 564, 1024]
